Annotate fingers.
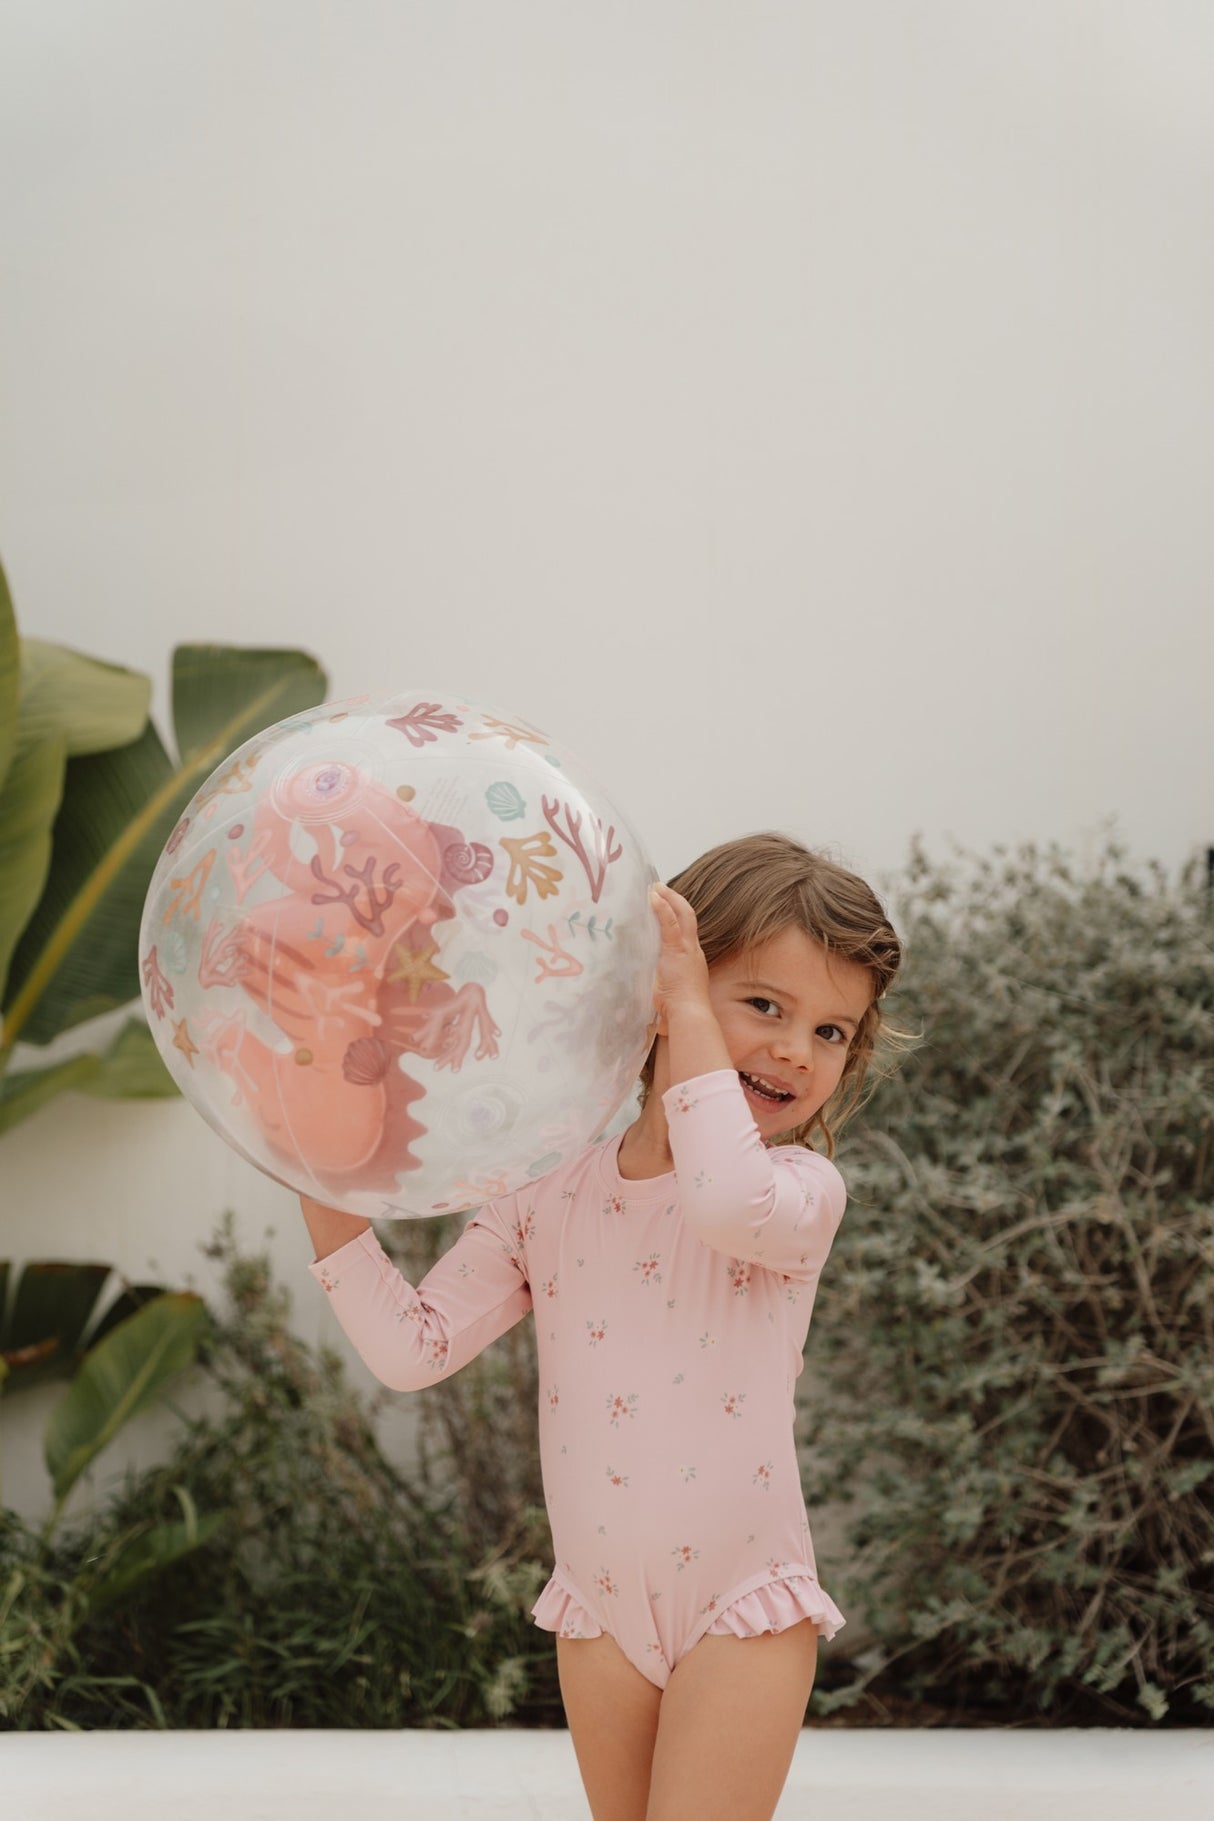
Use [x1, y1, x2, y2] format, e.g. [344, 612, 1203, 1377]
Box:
[649, 882, 698, 944]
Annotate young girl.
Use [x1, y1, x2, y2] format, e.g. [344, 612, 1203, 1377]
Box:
[302, 832, 903, 1821]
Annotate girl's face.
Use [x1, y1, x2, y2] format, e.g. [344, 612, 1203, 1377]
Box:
[705, 925, 874, 1140]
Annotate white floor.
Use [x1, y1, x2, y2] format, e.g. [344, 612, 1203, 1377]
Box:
[4, 1728, 1214, 1821]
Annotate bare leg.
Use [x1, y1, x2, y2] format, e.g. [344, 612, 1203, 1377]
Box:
[556, 1633, 663, 1821]
[645, 1621, 818, 1821]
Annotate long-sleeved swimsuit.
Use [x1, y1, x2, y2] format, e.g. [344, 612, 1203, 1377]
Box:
[310, 1069, 847, 1689]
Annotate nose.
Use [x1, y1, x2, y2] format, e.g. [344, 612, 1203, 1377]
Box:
[772, 1023, 814, 1073]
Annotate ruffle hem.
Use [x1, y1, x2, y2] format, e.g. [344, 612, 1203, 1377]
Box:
[531, 1570, 845, 1646]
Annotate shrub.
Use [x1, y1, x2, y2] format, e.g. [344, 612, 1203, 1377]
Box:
[4, 1220, 560, 1729]
[805, 839, 1214, 1725]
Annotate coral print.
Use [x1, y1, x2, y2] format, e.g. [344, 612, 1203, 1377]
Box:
[386, 701, 464, 747]
[141, 947, 174, 1019]
[753, 1461, 774, 1491]
[633, 1254, 662, 1287]
[470, 715, 548, 751]
[521, 923, 583, 982]
[195, 754, 257, 810]
[500, 831, 564, 905]
[586, 1319, 608, 1347]
[540, 797, 622, 904]
[606, 1392, 639, 1427]
[225, 828, 274, 902]
[195, 776, 516, 1200]
[163, 850, 216, 923]
[721, 1392, 747, 1419]
[726, 1260, 752, 1296]
[672, 1544, 700, 1572]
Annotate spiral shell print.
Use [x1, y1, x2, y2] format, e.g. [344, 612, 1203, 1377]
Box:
[443, 841, 494, 886]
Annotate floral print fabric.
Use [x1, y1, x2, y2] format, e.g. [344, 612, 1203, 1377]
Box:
[309, 1068, 848, 1688]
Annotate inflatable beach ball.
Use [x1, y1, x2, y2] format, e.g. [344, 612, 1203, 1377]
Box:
[139, 691, 659, 1217]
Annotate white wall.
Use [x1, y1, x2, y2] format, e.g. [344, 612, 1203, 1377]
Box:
[3, 1, 1213, 1521]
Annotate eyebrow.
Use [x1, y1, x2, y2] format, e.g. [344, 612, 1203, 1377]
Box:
[740, 979, 861, 1033]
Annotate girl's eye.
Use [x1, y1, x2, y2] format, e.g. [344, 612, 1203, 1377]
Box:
[818, 1024, 848, 1046]
[747, 997, 779, 1016]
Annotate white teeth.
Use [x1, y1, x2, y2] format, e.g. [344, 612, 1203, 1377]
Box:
[741, 1071, 792, 1102]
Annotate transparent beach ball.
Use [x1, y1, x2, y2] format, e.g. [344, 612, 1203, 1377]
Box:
[139, 691, 659, 1217]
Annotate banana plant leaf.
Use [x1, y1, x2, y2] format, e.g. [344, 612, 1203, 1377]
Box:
[0, 558, 18, 791]
[44, 1290, 207, 1504]
[2, 642, 326, 1053]
[0, 1259, 113, 1391]
[0, 635, 151, 1014]
[86, 1279, 167, 1349]
[0, 1019, 176, 1135]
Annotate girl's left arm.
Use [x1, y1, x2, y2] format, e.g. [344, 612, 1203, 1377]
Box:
[664, 1068, 846, 1281]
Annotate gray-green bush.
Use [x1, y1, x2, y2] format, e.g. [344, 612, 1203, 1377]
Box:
[807, 840, 1214, 1724]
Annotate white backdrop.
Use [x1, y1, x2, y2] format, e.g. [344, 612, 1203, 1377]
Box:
[2, 0, 1212, 1522]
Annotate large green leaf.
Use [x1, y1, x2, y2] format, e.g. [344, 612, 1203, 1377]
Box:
[0, 557, 18, 793]
[0, 639, 149, 1021]
[78, 1017, 177, 1100]
[16, 639, 150, 757]
[0, 1260, 112, 1390]
[0, 722, 66, 1012]
[0, 1051, 98, 1135]
[2, 645, 326, 1051]
[44, 1291, 206, 1503]
[0, 1020, 176, 1139]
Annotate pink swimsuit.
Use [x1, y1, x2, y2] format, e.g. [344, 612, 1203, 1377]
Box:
[310, 1068, 847, 1689]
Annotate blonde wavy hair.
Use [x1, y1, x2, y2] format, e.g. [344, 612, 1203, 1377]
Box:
[638, 832, 908, 1157]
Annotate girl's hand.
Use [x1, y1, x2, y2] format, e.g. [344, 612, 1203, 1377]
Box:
[650, 883, 713, 1033]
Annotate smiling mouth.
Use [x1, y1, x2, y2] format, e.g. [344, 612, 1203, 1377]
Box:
[738, 1071, 794, 1105]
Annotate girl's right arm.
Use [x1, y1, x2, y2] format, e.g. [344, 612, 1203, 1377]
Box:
[302, 1195, 533, 1392]
[301, 1197, 371, 1261]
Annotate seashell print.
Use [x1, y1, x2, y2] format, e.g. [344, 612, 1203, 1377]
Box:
[443, 840, 494, 886]
[342, 1036, 392, 1085]
[456, 952, 498, 986]
[162, 928, 190, 974]
[443, 1083, 524, 1141]
[486, 781, 527, 822]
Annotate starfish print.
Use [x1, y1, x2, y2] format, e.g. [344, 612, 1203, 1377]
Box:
[386, 942, 450, 1004]
[171, 1018, 200, 1066]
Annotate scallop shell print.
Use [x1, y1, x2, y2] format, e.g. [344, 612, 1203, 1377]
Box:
[486, 781, 526, 821]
